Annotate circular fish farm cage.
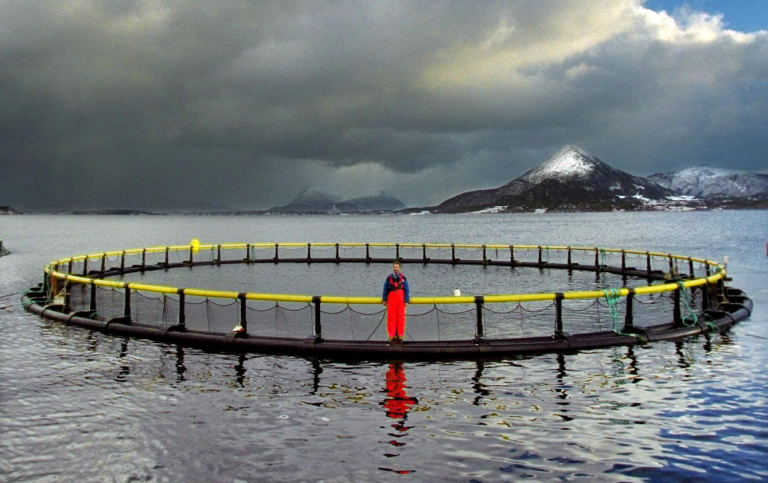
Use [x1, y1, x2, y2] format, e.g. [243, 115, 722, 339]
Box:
[22, 242, 752, 360]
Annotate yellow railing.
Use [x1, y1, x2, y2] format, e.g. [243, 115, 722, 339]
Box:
[43, 242, 726, 305]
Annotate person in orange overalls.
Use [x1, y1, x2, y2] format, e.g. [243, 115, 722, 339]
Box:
[382, 260, 410, 342]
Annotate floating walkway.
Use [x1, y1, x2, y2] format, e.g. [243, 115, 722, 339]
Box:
[22, 242, 753, 360]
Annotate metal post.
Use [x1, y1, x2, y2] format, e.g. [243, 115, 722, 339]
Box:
[68, 260, 73, 274]
[395, 243, 399, 261]
[188, 245, 194, 265]
[141, 249, 146, 270]
[538, 246, 543, 266]
[123, 285, 131, 320]
[83, 257, 89, 276]
[482, 245, 487, 266]
[164, 247, 169, 267]
[89, 282, 97, 312]
[510, 245, 515, 268]
[594, 247, 600, 270]
[668, 255, 674, 274]
[646, 252, 651, 274]
[274, 243, 279, 262]
[701, 283, 710, 311]
[624, 289, 634, 330]
[621, 250, 626, 272]
[120, 251, 126, 273]
[177, 289, 186, 328]
[555, 293, 565, 339]
[673, 287, 681, 325]
[336, 243, 340, 263]
[567, 247, 572, 268]
[688, 257, 694, 279]
[217, 244, 222, 265]
[100, 254, 106, 273]
[313, 296, 322, 340]
[238, 292, 248, 333]
[422, 244, 427, 264]
[475, 296, 484, 340]
[64, 281, 72, 312]
[307, 243, 312, 262]
[365, 243, 370, 263]
[451, 244, 456, 264]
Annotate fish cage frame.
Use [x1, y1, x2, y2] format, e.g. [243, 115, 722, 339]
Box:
[22, 242, 752, 360]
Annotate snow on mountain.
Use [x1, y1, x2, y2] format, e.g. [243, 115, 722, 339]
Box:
[648, 166, 768, 199]
[336, 191, 405, 212]
[519, 145, 597, 183]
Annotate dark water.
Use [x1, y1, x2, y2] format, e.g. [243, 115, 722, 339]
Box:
[1, 212, 767, 482]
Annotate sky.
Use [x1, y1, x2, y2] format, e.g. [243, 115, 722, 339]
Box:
[1, 0, 767, 211]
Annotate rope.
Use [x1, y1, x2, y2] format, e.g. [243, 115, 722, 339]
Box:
[365, 312, 387, 341]
[677, 282, 698, 327]
[603, 289, 621, 333]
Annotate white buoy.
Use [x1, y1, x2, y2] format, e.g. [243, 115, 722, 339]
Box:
[723, 255, 729, 266]
[453, 289, 461, 297]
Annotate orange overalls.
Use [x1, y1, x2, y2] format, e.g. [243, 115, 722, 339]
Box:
[385, 273, 408, 340]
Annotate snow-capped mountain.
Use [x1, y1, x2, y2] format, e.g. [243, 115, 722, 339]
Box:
[269, 189, 405, 213]
[518, 145, 669, 198]
[433, 145, 673, 213]
[648, 166, 768, 199]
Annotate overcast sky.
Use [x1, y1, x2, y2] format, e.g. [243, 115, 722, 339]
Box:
[1, 0, 767, 210]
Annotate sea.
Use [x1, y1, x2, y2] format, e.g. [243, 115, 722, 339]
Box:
[1, 211, 766, 482]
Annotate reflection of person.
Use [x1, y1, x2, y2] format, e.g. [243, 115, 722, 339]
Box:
[382, 260, 410, 342]
[384, 363, 418, 420]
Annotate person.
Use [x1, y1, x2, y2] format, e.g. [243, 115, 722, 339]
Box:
[382, 260, 409, 342]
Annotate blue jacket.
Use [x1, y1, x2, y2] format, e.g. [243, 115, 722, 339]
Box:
[382, 273, 410, 303]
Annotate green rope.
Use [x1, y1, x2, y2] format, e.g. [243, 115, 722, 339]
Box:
[677, 282, 698, 327]
[603, 289, 621, 333]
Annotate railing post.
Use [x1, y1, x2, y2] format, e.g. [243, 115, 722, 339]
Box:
[123, 285, 131, 320]
[274, 243, 279, 263]
[567, 246, 572, 268]
[217, 244, 222, 265]
[673, 286, 682, 325]
[307, 243, 312, 262]
[422, 244, 427, 264]
[89, 282, 97, 312]
[121, 251, 126, 273]
[141, 249, 146, 271]
[177, 289, 186, 328]
[668, 255, 674, 274]
[164, 247, 169, 267]
[482, 245, 487, 267]
[68, 259, 73, 274]
[510, 245, 515, 268]
[83, 257, 89, 276]
[188, 245, 194, 265]
[701, 282, 710, 311]
[238, 292, 248, 334]
[395, 243, 400, 261]
[594, 247, 600, 271]
[621, 250, 626, 272]
[365, 243, 370, 264]
[646, 252, 652, 274]
[554, 293, 566, 339]
[244, 243, 250, 264]
[64, 281, 72, 312]
[312, 296, 322, 341]
[624, 289, 635, 331]
[336, 243, 340, 263]
[688, 257, 694, 279]
[538, 246, 543, 266]
[451, 244, 456, 264]
[475, 296, 485, 340]
[100, 254, 106, 273]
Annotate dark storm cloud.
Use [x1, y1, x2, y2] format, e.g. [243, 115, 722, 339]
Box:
[0, 0, 766, 210]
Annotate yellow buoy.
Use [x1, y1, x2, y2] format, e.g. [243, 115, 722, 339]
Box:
[191, 239, 200, 253]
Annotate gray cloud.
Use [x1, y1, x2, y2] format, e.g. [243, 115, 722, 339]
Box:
[0, 0, 766, 210]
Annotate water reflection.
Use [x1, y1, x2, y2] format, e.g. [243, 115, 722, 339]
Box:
[380, 362, 418, 474]
[472, 360, 490, 406]
[175, 346, 187, 383]
[234, 353, 246, 387]
[115, 339, 130, 382]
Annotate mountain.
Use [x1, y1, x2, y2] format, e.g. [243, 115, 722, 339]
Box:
[269, 189, 405, 213]
[336, 191, 406, 212]
[432, 145, 674, 213]
[648, 166, 768, 199]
